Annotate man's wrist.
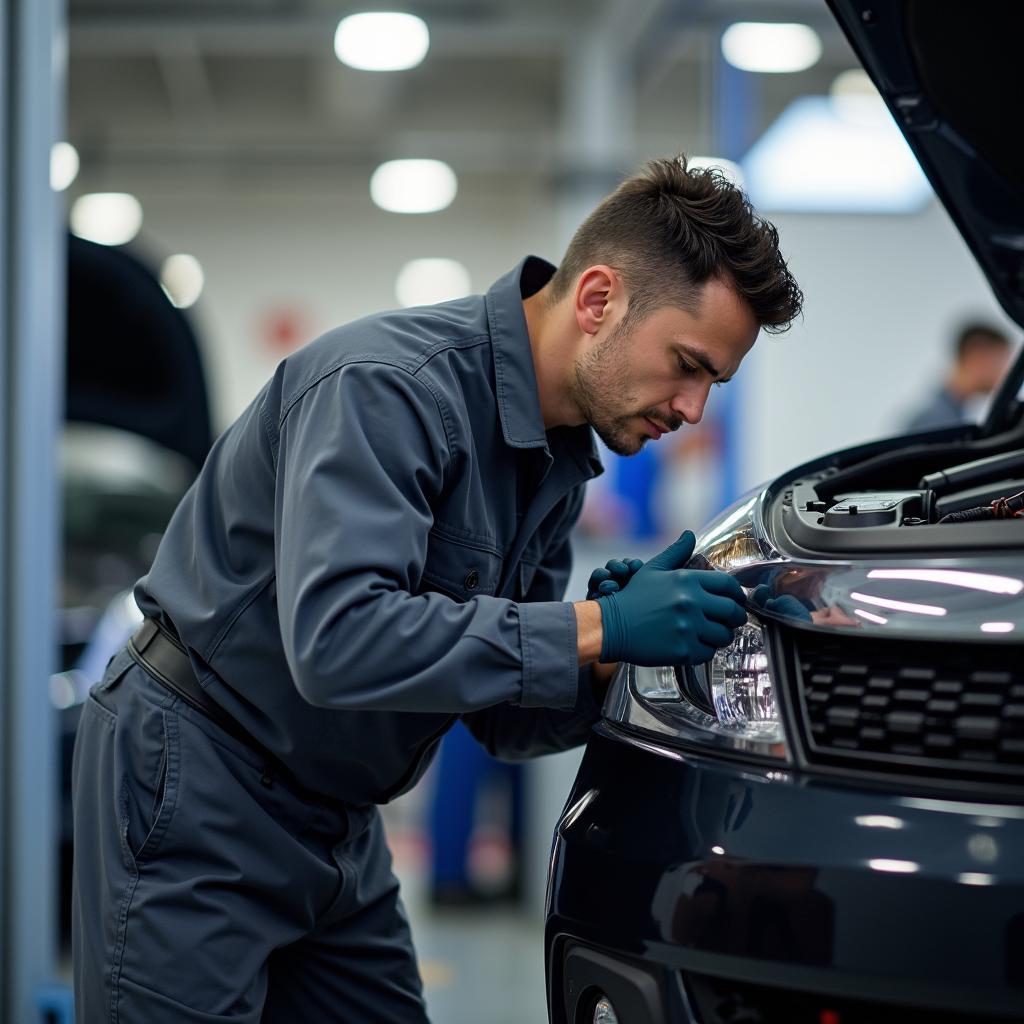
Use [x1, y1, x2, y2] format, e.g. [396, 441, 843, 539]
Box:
[573, 599, 603, 664]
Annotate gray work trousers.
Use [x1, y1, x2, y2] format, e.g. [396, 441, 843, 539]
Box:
[71, 647, 429, 1023]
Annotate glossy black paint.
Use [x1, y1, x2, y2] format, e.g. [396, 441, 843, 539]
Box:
[547, 729, 1024, 1022]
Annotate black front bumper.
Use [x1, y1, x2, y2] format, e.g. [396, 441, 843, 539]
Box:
[546, 727, 1024, 1023]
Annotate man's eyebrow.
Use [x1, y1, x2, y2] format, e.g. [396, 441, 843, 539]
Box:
[679, 345, 732, 383]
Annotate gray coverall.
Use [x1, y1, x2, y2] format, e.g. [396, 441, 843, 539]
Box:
[71, 256, 605, 1022]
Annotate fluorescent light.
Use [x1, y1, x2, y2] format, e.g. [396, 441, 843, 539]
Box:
[710, 845, 725, 855]
[721, 22, 821, 74]
[849, 592, 946, 617]
[70, 192, 143, 246]
[160, 254, 205, 309]
[371, 159, 457, 214]
[868, 569, 1023, 596]
[981, 622, 1015, 634]
[868, 859, 919, 874]
[958, 873, 995, 886]
[687, 156, 744, 188]
[396, 258, 471, 307]
[50, 141, 79, 191]
[335, 12, 429, 71]
[741, 96, 933, 213]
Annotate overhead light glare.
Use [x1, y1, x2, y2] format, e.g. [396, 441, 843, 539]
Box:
[687, 156, 744, 188]
[51, 141, 79, 191]
[849, 592, 946, 617]
[855, 815, 905, 830]
[868, 859, 919, 874]
[830, 68, 890, 128]
[853, 608, 888, 625]
[721, 22, 821, 74]
[334, 12, 429, 71]
[160, 254, 205, 309]
[741, 96, 932, 213]
[70, 192, 143, 246]
[981, 622, 1015, 634]
[396, 258, 471, 308]
[867, 569, 1023, 595]
[371, 159, 457, 214]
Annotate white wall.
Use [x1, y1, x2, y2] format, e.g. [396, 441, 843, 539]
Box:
[129, 178, 1019, 478]
[738, 201, 1019, 490]
[129, 174, 560, 430]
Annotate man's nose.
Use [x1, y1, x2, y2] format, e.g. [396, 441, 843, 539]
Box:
[670, 383, 710, 425]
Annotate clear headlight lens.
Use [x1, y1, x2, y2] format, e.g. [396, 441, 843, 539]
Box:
[605, 487, 791, 762]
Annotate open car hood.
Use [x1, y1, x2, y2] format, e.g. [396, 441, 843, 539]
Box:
[66, 234, 213, 471]
[827, 1, 1024, 434]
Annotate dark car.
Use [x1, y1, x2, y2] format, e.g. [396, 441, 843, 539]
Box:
[56, 235, 212, 945]
[545, 3, 1024, 1021]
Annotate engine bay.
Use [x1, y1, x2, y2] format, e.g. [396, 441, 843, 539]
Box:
[774, 442, 1024, 556]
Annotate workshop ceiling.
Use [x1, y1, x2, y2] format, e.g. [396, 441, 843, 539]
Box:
[67, 0, 858, 186]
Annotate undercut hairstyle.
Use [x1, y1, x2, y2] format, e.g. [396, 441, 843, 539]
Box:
[548, 155, 803, 334]
[955, 322, 1009, 360]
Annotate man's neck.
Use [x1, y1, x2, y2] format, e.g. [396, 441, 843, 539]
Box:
[522, 286, 584, 430]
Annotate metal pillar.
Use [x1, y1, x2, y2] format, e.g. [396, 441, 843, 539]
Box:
[1, 0, 66, 1020]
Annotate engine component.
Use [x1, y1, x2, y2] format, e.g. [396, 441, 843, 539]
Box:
[939, 489, 1024, 524]
[919, 449, 1024, 496]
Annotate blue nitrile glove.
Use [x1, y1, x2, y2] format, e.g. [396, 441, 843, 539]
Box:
[597, 531, 748, 666]
[748, 584, 813, 623]
[586, 557, 645, 600]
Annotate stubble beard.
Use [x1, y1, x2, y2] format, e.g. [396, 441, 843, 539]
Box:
[565, 319, 675, 456]
[571, 319, 651, 457]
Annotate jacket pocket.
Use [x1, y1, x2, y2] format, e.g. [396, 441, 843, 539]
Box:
[421, 527, 503, 601]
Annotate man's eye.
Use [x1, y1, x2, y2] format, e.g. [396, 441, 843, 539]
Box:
[678, 357, 698, 375]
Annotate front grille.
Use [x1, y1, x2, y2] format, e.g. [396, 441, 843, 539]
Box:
[791, 632, 1024, 783]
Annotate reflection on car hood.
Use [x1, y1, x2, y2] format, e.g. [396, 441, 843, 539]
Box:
[735, 556, 1024, 642]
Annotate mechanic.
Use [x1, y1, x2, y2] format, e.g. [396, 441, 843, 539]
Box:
[72, 155, 802, 1023]
[904, 321, 1012, 431]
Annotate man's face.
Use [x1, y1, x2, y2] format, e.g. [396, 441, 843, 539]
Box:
[570, 276, 760, 456]
[965, 342, 1011, 395]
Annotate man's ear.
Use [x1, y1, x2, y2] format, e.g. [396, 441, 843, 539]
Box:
[574, 265, 623, 336]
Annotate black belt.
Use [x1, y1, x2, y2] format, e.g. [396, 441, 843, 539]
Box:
[127, 618, 363, 815]
[128, 618, 271, 764]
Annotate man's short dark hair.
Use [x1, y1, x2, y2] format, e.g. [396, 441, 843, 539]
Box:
[955, 322, 1009, 360]
[548, 154, 803, 333]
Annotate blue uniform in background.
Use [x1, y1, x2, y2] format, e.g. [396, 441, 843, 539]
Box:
[71, 257, 603, 1022]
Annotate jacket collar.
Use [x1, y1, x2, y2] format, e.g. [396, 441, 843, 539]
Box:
[485, 256, 603, 477]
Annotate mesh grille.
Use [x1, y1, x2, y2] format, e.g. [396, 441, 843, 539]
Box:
[793, 632, 1024, 782]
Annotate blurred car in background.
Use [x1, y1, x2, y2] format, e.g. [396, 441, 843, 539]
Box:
[546, 3, 1024, 1021]
[56, 235, 212, 944]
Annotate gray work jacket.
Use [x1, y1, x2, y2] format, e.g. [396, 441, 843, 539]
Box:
[135, 256, 605, 805]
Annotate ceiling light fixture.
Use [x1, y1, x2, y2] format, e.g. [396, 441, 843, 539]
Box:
[70, 192, 143, 246]
[721, 22, 822, 74]
[334, 12, 430, 72]
[161, 254, 205, 309]
[50, 141, 79, 192]
[370, 159, 457, 214]
[395, 258, 471, 307]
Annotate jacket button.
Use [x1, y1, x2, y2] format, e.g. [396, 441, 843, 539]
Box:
[464, 568, 480, 591]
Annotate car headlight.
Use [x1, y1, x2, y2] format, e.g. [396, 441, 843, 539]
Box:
[603, 489, 792, 763]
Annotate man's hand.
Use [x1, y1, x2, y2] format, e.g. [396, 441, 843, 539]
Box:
[596, 531, 747, 667]
[586, 557, 645, 600]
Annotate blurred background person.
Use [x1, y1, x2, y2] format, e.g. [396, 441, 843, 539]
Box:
[903, 321, 1012, 430]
